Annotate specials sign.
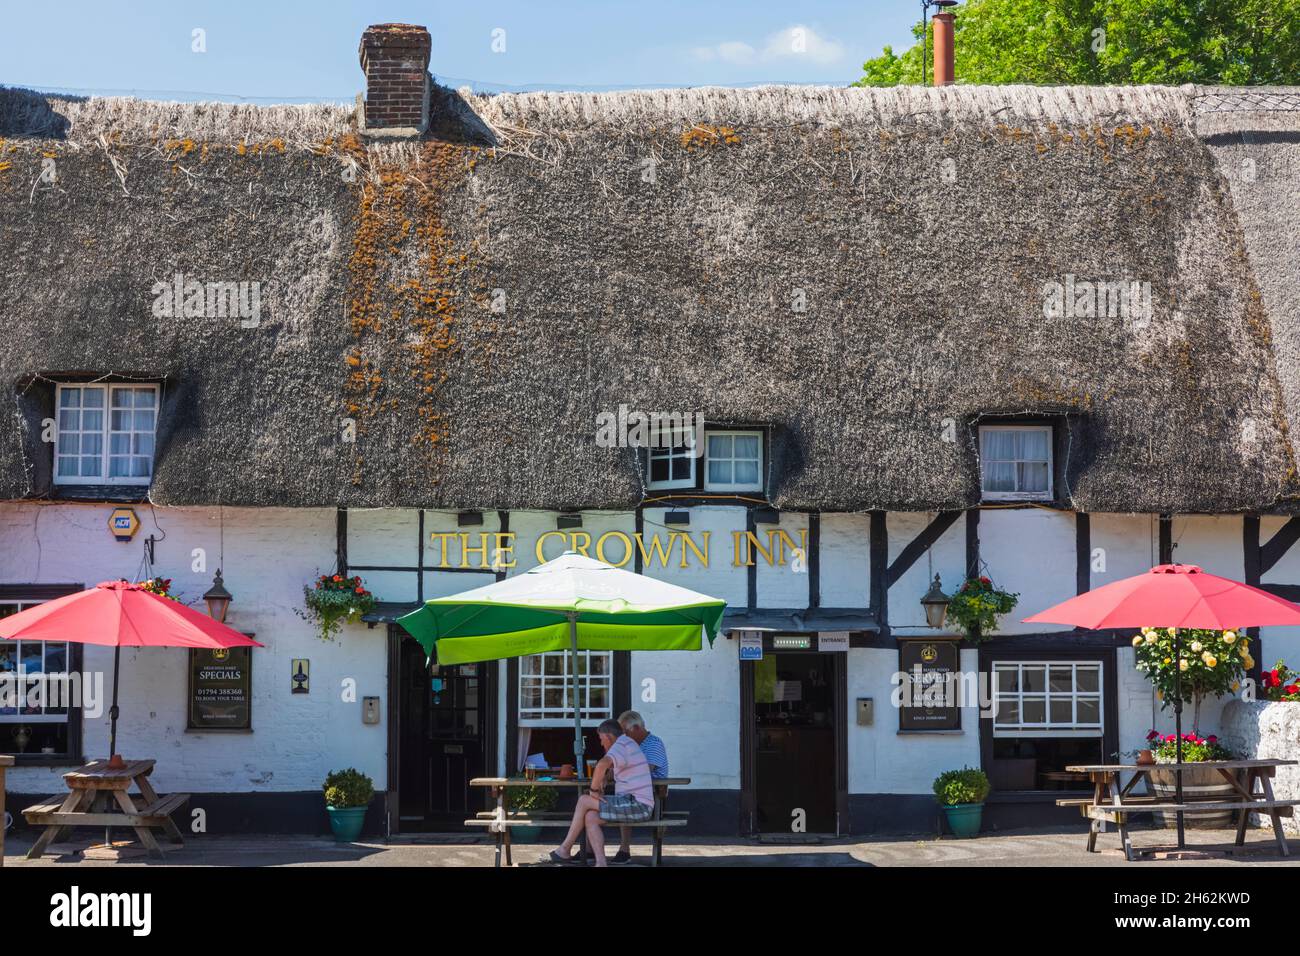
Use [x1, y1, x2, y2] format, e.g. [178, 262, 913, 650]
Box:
[898, 639, 961, 731]
[188, 646, 253, 731]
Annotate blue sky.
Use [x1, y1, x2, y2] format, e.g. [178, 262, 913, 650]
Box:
[0, 1, 919, 101]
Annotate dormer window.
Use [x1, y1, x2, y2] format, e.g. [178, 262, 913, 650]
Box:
[646, 425, 766, 496]
[980, 425, 1052, 501]
[54, 384, 158, 486]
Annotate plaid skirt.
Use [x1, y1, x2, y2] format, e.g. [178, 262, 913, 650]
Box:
[599, 793, 654, 823]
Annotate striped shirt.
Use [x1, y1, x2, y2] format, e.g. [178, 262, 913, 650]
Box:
[639, 732, 669, 780]
[606, 734, 655, 808]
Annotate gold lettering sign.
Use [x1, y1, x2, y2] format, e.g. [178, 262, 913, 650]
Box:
[425, 529, 808, 570]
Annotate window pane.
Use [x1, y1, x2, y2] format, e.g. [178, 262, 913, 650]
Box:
[134, 410, 155, 431]
[1020, 428, 1049, 459]
[670, 455, 692, 480]
[734, 461, 759, 484]
[1048, 666, 1073, 692]
[1076, 667, 1100, 692]
[1022, 667, 1046, 693]
[59, 388, 80, 408]
[134, 433, 154, 456]
[1077, 698, 1100, 724]
[57, 457, 78, 477]
[1019, 462, 1049, 492]
[1021, 698, 1046, 723]
[1049, 699, 1073, 724]
[708, 434, 732, 459]
[82, 456, 102, 477]
[994, 699, 1018, 725]
[131, 456, 151, 478]
[109, 456, 130, 478]
[984, 462, 1015, 491]
[543, 656, 563, 676]
[650, 457, 669, 482]
[734, 435, 760, 459]
[994, 667, 1018, 692]
[111, 410, 130, 432]
[114, 388, 135, 409]
[134, 389, 157, 408]
[81, 433, 102, 455]
[59, 410, 78, 431]
[110, 433, 130, 455]
[707, 459, 731, 484]
[83, 388, 104, 408]
[82, 410, 102, 431]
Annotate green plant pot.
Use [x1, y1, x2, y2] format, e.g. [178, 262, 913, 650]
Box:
[326, 805, 368, 842]
[511, 825, 542, 844]
[942, 803, 984, 838]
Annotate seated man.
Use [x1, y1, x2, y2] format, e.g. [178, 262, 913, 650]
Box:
[611, 709, 668, 865]
[548, 718, 654, 867]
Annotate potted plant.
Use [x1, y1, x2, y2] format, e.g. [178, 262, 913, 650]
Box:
[1262, 660, 1300, 701]
[1143, 730, 1235, 828]
[298, 574, 377, 642]
[323, 768, 374, 842]
[1133, 627, 1252, 733]
[946, 576, 1018, 643]
[505, 785, 558, 843]
[933, 766, 990, 838]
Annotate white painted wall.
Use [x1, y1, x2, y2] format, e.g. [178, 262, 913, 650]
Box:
[0, 503, 387, 798]
[4, 501, 1288, 805]
[846, 647, 982, 793]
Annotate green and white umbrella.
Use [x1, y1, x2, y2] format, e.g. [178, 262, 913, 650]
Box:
[397, 551, 726, 774]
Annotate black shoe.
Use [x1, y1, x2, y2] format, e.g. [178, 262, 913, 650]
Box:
[545, 849, 581, 866]
[609, 849, 632, 865]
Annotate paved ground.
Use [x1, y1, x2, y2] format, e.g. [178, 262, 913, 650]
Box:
[4, 823, 1300, 866]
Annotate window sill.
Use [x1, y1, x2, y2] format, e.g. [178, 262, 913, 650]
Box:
[1, 754, 83, 768]
[49, 484, 151, 503]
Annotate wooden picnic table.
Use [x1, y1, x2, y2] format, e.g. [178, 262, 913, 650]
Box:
[0, 755, 12, 867]
[1063, 759, 1300, 861]
[468, 775, 690, 867]
[22, 759, 189, 860]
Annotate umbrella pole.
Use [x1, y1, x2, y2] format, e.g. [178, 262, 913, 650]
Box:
[1174, 632, 1185, 849]
[569, 612, 584, 779]
[106, 643, 121, 850]
[109, 644, 121, 759]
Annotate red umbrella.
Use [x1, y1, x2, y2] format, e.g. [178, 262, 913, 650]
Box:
[1023, 563, 1300, 849]
[1024, 563, 1300, 630]
[0, 580, 262, 761]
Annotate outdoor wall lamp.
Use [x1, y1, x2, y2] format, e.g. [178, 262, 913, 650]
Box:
[203, 570, 233, 623]
[920, 574, 949, 630]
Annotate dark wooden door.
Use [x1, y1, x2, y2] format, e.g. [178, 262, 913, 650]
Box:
[398, 638, 485, 829]
[753, 652, 837, 834]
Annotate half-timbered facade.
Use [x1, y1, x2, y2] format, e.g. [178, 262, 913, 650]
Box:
[3, 25, 1300, 835]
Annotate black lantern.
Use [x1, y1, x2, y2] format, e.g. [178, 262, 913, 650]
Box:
[920, 574, 949, 630]
[203, 570, 233, 623]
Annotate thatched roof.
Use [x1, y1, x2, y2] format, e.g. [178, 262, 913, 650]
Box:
[1, 82, 1297, 513]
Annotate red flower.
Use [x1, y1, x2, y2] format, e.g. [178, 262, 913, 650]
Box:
[1146, 730, 1158, 741]
[1286, 685, 1299, 696]
[979, 576, 991, 586]
[1206, 735, 1218, 743]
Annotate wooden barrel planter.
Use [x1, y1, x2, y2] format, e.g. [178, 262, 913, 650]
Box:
[1148, 764, 1237, 829]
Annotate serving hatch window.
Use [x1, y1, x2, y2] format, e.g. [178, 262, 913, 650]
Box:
[0, 600, 76, 759]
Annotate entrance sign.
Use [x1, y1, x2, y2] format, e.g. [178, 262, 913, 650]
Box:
[739, 632, 763, 661]
[818, 631, 850, 652]
[898, 638, 961, 731]
[188, 646, 253, 731]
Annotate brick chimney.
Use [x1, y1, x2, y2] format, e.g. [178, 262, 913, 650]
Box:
[358, 23, 432, 134]
[932, 12, 955, 86]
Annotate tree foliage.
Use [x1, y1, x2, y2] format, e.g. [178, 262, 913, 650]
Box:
[856, 0, 1300, 87]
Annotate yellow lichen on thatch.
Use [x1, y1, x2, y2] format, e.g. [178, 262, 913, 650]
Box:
[680, 124, 741, 149]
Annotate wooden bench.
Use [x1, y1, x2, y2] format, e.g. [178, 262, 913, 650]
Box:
[22, 759, 189, 860]
[1066, 760, 1300, 860]
[464, 810, 689, 867]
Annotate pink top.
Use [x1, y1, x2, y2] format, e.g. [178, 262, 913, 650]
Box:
[605, 734, 655, 808]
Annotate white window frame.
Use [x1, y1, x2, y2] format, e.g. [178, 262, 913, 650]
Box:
[518, 650, 614, 726]
[0, 600, 74, 726]
[979, 425, 1053, 501]
[992, 660, 1103, 738]
[54, 383, 159, 486]
[703, 429, 764, 493]
[646, 430, 698, 491]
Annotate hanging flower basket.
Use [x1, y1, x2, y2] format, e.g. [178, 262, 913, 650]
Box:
[945, 576, 1018, 643]
[298, 574, 377, 642]
[137, 577, 180, 601]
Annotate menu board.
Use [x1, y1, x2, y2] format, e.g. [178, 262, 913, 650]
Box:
[898, 639, 961, 731]
[188, 646, 253, 731]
